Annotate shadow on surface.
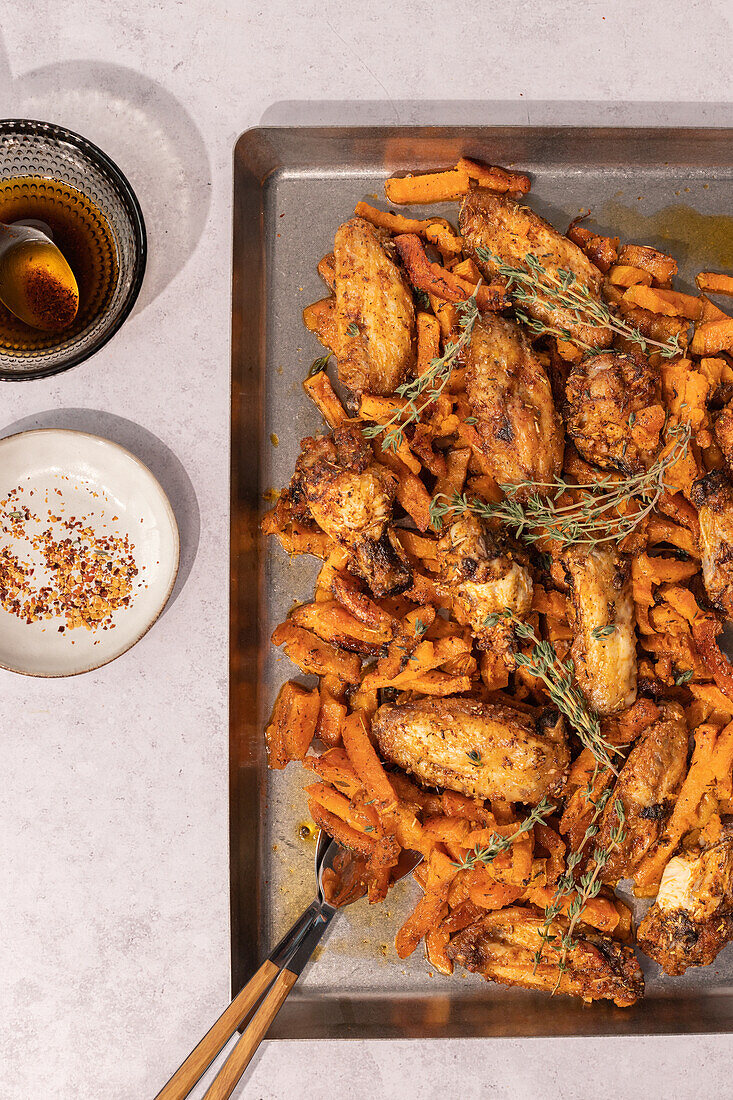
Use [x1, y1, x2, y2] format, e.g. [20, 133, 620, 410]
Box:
[0, 38, 212, 314]
[0, 410, 200, 613]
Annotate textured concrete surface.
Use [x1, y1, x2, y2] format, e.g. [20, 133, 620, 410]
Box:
[1, 1, 732, 1097]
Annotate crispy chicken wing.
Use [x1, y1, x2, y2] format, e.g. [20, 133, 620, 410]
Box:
[562, 547, 637, 714]
[436, 515, 533, 649]
[446, 906, 643, 1006]
[690, 469, 733, 619]
[460, 189, 612, 348]
[714, 400, 733, 475]
[372, 697, 569, 804]
[293, 424, 411, 596]
[638, 823, 733, 975]
[333, 217, 416, 396]
[464, 314, 564, 492]
[594, 702, 689, 883]
[564, 352, 658, 473]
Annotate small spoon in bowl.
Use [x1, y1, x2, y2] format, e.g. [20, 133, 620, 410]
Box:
[155, 830, 422, 1100]
[0, 220, 79, 331]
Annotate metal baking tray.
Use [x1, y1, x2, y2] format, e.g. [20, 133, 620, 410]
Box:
[231, 125, 733, 1037]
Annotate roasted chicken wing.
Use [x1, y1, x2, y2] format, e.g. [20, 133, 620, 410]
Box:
[332, 217, 416, 396]
[564, 351, 659, 473]
[445, 906, 644, 1006]
[372, 697, 569, 804]
[460, 188, 612, 349]
[464, 314, 564, 492]
[562, 547, 637, 714]
[436, 515, 533, 649]
[593, 702, 689, 883]
[690, 469, 733, 619]
[293, 425, 411, 596]
[638, 822, 733, 975]
[714, 400, 733, 475]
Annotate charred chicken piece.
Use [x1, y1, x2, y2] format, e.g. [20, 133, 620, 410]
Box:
[460, 188, 612, 349]
[446, 906, 644, 1007]
[436, 515, 533, 649]
[372, 697, 569, 805]
[690, 469, 733, 619]
[332, 216, 416, 396]
[637, 823, 733, 975]
[594, 702, 689, 884]
[564, 352, 658, 473]
[464, 314, 564, 493]
[294, 424, 411, 596]
[562, 547, 637, 715]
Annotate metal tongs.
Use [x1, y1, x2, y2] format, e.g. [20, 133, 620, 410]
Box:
[154, 831, 421, 1100]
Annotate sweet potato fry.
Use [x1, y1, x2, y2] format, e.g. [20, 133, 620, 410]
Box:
[696, 272, 733, 297]
[468, 869, 522, 910]
[566, 221, 619, 273]
[607, 264, 653, 288]
[617, 243, 678, 285]
[271, 621, 362, 682]
[266, 681, 320, 768]
[308, 799, 376, 857]
[317, 252, 336, 290]
[393, 234, 505, 311]
[330, 571, 398, 634]
[315, 687, 348, 748]
[302, 369, 349, 428]
[302, 296, 340, 353]
[395, 849, 456, 957]
[622, 285, 702, 320]
[525, 885, 619, 933]
[304, 747, 362, 798]
[417, 311, 441, 376]
[690, 318, 733, 356]
[341, 711, 397, 809]
[385, 168, 470, 205]
[457, 157, 531, 195]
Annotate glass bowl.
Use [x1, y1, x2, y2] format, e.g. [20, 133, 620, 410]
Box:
[0, 119, 146, 381]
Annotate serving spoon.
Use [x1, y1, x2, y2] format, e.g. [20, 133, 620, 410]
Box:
[0, 220, 79, 330]
[155, 830, 422, 1100]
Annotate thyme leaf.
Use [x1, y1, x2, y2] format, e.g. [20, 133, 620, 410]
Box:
[475, 247, 685, 359]
[429, 421, 691, 550]
[363, 290, 481, 452]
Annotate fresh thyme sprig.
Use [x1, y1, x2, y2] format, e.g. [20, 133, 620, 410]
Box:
[363, 290, 481, 452]
[451, 796, 556, 871]
[483, 609, 618, 773]
[475, 247, 684, 359]
[533, 787, 626, 992]
[429, 421, 691, 549]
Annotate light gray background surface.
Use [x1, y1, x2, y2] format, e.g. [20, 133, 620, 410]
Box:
[1, 2, 732, 1097]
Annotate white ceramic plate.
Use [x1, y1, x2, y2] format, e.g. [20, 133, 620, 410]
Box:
[0, 429, 179, 676]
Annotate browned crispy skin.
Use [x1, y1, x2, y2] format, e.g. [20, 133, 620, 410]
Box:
[293, 424, 411, 596]
[594, 702, 689, 884]
[333, 217, 416, 396]
[714, 400, 733, 475]
[638, 825, 733, 976]
[459, 188, 612, 348]
[372, 697, 569, 804]
[446, 906, 644, 1006]
[564, 352, 658, 473]
[690, 469, 733, 619]
[465, 314, 564, 492]
[562, 547, 637, 715]
[436, 515, 533, 649]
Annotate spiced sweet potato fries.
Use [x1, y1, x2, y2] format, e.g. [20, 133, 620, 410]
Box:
[262, 156, 733, 1006]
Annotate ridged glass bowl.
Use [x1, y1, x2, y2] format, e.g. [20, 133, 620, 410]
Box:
[0, 119, 146, 380]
